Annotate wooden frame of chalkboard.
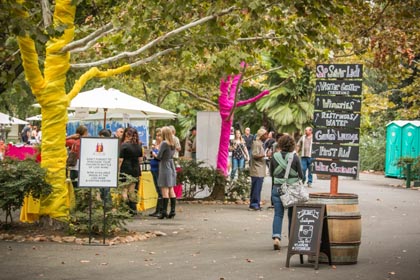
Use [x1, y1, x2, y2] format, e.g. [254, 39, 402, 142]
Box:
[286, 204, 331, 270]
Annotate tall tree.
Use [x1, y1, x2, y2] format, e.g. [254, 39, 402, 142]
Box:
[6, 0, 358, 221]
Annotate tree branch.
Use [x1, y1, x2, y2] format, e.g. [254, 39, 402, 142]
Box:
[359, 0, 391, 37]
[236, 36, 282, 41]
[71, 46, 178, 69]
[267, 76, 292, 92]
[69, 28, 116, 54]
[62, 22, 114, 53]
[69, 6, 236, 69]
[166, 86, 218, 108]
[242, 66, 283, 81]
[41, 0, 52, 28]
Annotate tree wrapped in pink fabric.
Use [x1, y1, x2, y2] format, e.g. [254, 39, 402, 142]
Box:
[216, 71, 269, 176]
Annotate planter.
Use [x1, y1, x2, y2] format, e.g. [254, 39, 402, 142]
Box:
[308, 193, 361, 264]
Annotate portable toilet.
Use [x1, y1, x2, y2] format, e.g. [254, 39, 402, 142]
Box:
[385, 121, 409, 177]
[402, 121, 420, 159]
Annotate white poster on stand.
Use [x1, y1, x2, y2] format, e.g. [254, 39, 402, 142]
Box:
[78, 137, 120, 188]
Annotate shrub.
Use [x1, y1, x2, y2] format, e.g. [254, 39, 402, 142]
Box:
[0, 157, 52, 226]
[177, 159, 227, 199]
[68, 173, 137, 235]
[359, 128, 386, 171]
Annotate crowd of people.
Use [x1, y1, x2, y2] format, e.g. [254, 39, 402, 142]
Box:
[4, 121, 314, 251]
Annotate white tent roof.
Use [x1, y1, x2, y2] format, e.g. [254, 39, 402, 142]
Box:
[68, 87, 176, 119]
[0, 112, 28, 125]
[33, 87, 177, 121]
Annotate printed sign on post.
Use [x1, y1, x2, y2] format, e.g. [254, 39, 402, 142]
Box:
[78, 137, 120, 188]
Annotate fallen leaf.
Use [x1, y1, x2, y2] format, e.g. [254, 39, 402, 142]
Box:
[80, 260, 90, 263]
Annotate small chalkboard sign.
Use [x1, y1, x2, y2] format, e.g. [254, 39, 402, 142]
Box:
[286, 204, 331, 270]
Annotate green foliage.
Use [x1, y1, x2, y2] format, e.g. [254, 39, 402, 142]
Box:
[68, 173, 137, 235]
[0, 157, 52, 225]
[359, 128, 386, 172]
[177, 159, 227, 199]
[396, 156, 420, 180]
[225, 168, 250, 201]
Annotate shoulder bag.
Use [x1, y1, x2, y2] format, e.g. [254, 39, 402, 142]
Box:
[66, 143, 78, 168]
[238, 143, 249, 161]
[279, 153, 309, 208]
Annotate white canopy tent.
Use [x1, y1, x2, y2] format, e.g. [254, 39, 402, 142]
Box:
[0, 112, 28, 125]
[33, 87, 176, 125]
[68, 87, 176, 125]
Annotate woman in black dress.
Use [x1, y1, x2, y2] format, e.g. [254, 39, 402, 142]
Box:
[119, 127, 143, 215]
[156, 126, 177, 219]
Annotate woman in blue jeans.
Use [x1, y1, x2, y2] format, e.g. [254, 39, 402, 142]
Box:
[269, 134, 303, 250]
[229, 130, 249, 180]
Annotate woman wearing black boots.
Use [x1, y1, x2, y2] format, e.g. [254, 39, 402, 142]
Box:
[156, 126, 177, 219]
[119, 127, 143, 215]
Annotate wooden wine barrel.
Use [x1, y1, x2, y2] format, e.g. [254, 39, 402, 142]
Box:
[309, 193, 361, 264]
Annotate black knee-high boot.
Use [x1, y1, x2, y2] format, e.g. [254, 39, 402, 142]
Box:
[149, 198, 162, 217]
[168, 198, 176, 219]
[128, 200, 137, 216]
[158, 198, 168, 219]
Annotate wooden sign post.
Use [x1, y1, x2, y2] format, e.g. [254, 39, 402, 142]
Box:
[286, 204, 331, 270]
[313, 64, 363, 193]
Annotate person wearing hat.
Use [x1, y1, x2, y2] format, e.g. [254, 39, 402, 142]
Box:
[249, 128, 268, 210]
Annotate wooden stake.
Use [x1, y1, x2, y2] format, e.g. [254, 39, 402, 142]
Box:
[330, 175, 338, 195]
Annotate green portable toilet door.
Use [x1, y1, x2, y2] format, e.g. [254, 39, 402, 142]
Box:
[402, 124, 420, 159]
[385, 123, 402, 177]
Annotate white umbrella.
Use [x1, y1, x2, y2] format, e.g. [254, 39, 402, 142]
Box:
[26, 113, 76, 121]
[68, 87, 176, 126]
[26, 114, 42, 121]
[0, 112, 28, 125]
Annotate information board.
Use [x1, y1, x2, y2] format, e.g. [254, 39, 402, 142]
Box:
[314, 95, 362, 112]
[78, 137, 120, 188]
[312, 143, 359, 161]
[312, 63, 362, 178]
[286, 204, 331, 270]
[313, 160, 358, 177]
[315, 80, 362, 95]
[313, 127, 360, 144]
[313, 112, 361, 128]
[315, 64, 363, 79]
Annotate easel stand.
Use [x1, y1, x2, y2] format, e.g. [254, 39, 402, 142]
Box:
[286, 204, 331, 270]
[84, 188, 107, 246]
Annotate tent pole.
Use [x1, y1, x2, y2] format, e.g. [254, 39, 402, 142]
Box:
[103, 108, 108, 128]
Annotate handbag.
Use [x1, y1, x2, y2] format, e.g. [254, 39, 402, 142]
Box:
[66, 143, 78, 168]
[238, 143, 249, 161]
[279, 154, 309, 208]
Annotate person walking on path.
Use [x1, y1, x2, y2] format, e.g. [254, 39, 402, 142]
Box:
[119, 127, 143, 215]
[156, 126, 177, 219]
[249, 128, 268, 210]
[270, 134, 303, 250]
[296, 127, 313, 187]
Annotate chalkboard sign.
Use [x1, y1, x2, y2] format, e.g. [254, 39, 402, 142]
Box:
[313, 159, 358, 177]
[313, 127, 360, 144]
[313, 112, 361, 127]
[312, 143, 359, 161]
[315, 80, 362, 95]
[286, 204, 331, 270]
[314, 95, 362, 112]
[316, 64, 363, 79]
